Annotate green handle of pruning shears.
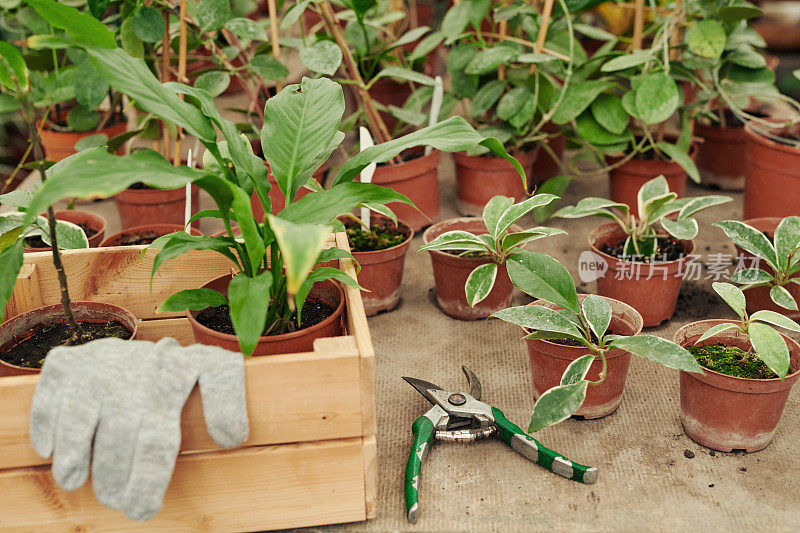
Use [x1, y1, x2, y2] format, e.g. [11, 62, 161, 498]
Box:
[492, 407, 597, 484]
[404, 415, 435, 523]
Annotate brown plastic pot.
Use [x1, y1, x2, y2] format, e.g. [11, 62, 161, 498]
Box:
[23, 210, 106, 252]
[372, 150, 440, 232]
[344, 214, 413, 316]
[453, 149, 538, 216]
[609, 144, 697, 216]
[114, 185, 201, 230]
[674, 319, 800, 452]
[744, 125, 800, 219]
[737, 217, 800, 320]
[0, 301, 138, 377]
[100, 223, 202, 247]
[525, 295, 644, 418]
[423, 218, 518, 320]
[39, 119, 128, 162]
[695, 122, 747, 191]
[529, 123, 565, 190]
[187, 274, 345, 356]
[590, 223, 694, 327]
[368, 78, 414, 131]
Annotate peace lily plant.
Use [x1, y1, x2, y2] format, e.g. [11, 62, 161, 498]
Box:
[715, 217, 800, 312]
[0, 0, 524, 356]
[554, 176, 731, 257]
[418, 194, 565, 306]
[490, 250, 702, 432]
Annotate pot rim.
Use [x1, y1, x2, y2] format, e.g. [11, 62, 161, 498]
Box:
[372, 149, 440, 183]
[24, 210, 107, 253]
[745, 123, 800, 155]
[742, 217, 782, 235]
[344, 215, 415, 258]
[186, 274, 346, 346]
[0, 301, 139, 374]
[525, 294, 644, 355]
[452, 146, 539, 165]
[674, 319, 800, 386]
[100, 223, 201, 247]
[588, 222, 696, 267]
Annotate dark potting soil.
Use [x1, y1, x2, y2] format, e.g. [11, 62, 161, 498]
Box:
[346, 223, 408, 252]
[113, 232, 165, 246]
[600, 236, 686, 262]
[687, 343, 783, 380]
[0, 320, 132, 369]
[25, 222, 98, 248]
[443, 249, 492, 258]
[548, 327, 611, 347]
[128, 182, 152, 190]
[196, 299, 336, 337]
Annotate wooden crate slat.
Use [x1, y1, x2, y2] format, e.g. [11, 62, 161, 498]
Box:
[0, 337, 363, 470]
[135, 317, 196, 345]
[0, 437, 368, 532]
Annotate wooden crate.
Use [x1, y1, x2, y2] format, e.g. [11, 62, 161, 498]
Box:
[0, 233, 377, 531]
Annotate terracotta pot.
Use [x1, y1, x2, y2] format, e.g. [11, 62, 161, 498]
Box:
[675, 319, 800, 452]
[744, 125, 800, 219]
[0, 301, 138, 377]
[453, 149, 538, 216]
[372, 150, 440, 231]
[422, 218, 518, 320]
[187, 275, 345, 356]
[529, 123, 565, 191]
[589, 223, 694, 327]
[368, 78, 414, 131]
[344, 214, 413, 316]
[39, 118, 128, 163]
[251, 164, 327, 220]
[114, 185, 201, 230]
[525, 295, 644, 418]
[100, 223, 202, 247]
[736, 217, 800, 319]
[695, 122, 747, 191]
[23, 210, 106, 252]
[609, 144, 697, 216]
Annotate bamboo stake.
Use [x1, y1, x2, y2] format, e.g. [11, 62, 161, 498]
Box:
[497, 1, 509, 81]
[632, 0, 644, 50]
[159, 11, 171, 157]
[481, 32, 570, 61]
[173, 0, 188, 166]
[670, 0, 683, 61]
[531, 0, 555, 73]
[267, 0, 282, 93]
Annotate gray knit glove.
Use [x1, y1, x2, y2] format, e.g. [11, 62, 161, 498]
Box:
[29, 337, 248, 521]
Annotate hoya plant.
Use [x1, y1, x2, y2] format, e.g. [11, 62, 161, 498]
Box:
[3, 2, 524, 355]
[491, 249, 702, 431]
[714, 217, 800, 312]
[418, 194, 565, 306]
[554, 175, 731, 257]
[696, 282, 800, 380]
[0, 187, 89, 251]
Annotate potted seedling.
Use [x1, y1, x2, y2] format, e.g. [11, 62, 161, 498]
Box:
[682, 1, 774, 191]
[441, 0, 582, 215]
[491, 249, 702, 423]
[554, 176, 731, 326]
[674, 282, 800, 451]
[714, 217, 800, 319]
[0, 41, 136, 376]
[419, 194, 564, 320]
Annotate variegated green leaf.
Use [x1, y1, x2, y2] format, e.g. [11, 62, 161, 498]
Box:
[466, 263, 498, 307]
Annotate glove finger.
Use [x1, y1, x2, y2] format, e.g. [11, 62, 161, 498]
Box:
[121, 417, 181, 521]
[29, 347, 74, 458]
[51, 399, 101, 491]
[91, 411, 141, 510]
[195, 348, 249, 448]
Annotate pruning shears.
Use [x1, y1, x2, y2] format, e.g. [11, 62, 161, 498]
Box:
[403, 367, 597, 523]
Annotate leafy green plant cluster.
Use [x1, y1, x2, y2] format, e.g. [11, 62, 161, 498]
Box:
[491, 249, 703, 432]
[419, 193, 564, 306]
[715, 217, 800, 312]
[554, 175, 730, 257]
[695, 282, 800, 380]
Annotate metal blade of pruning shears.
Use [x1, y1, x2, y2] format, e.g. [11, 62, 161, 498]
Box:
[402, 376, 446, 406]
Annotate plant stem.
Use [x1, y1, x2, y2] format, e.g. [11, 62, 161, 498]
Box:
[19, 97, 82, 338]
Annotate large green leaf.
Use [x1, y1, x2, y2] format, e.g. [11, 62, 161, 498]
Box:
[714, 220, 778, 269]
[299, 40, 342, 76]
[560, 354, 595, 385]
[506, 251, 580, 314]
[197, 0, 231, 32]
[25, 149, 207, 224]
[262, 77, 344, 202]
[634, 74, 679, 125]
[491, 304, 585, 341]
[157, 288, 228, 313]
[528, 380, 588, 433]
[333, 116, 524, 185]
[713, 281, 747, 317]
[0, 240, 24, 322]
[550, 81, 615, 125]
[249, 55, 290, 81]
[687, 20, 727, 59]
[581, 294, 612, 340]
[150, 232, 239, 279]
[0, 41, 29, 91]
[770, 285, 798, 311]
[74, 59, 109, 109]
[493, 194, 560, 238]
[228, 271, 272, 356]
[553, 197, 629, 220]
[482, 195, 515, 240]
[132, 6, 166, 43]
[749, 322, 790, 379]
[590, 93, 627, 135]
[464, 46, 517, 75]
[194, 71, 230, 98]
[600, 50, 650, 72]
[369, 66, 434, 87]
[751, 310, 800, 333]
[418, 231, 491, 253]
[28, 0, 116, 48]
[610, 335, 703, 373]
[774, 216, 800, 271]
[465, 263, 498, 307]
[268, 215, 330, 296]
[655, 142, 700, 183]
[575, 111, 629, 146]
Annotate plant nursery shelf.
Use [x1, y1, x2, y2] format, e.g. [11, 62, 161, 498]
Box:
[0, 233, 377, 532]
